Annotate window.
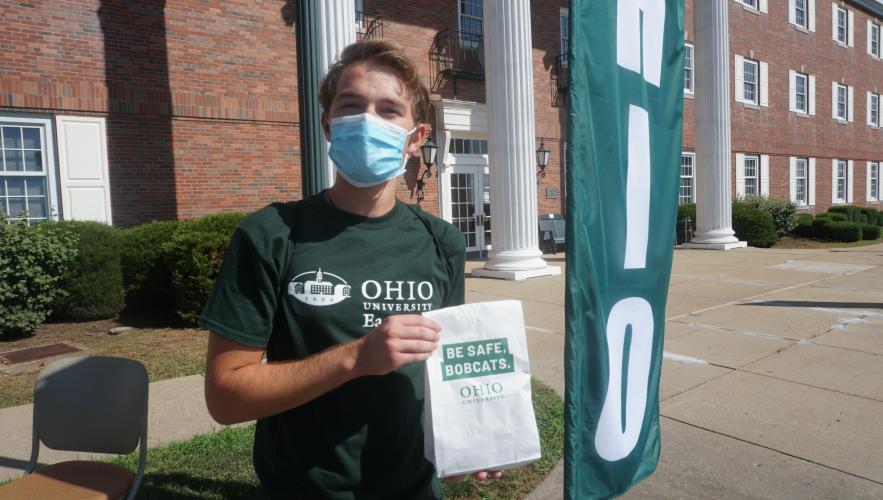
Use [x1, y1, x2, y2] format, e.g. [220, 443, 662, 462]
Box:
[836, 83, 848, 120]
[740, 0, 758, 9]
[795, 157, 808, 205]
[459, 0, 483, 49]
[794, 0, 807, 28]
[743, 59, 758, 104]
[835, 159, 847, 202]
[795, 72, 808, 113]
[560, 8, 569, 57]
[872, 23, 881, 58]
[870, 161, 880, 202]
[684, 44, 694, 94]
[680, 153, 695, 204]
[1, 124, 53, 224]
[871, 92, 881, 127]
[836, 7, 848, 44]
[744, 155, 759, 195]
[450, 138, 488, 155]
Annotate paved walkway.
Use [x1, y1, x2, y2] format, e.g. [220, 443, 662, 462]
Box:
[1, 243, 882, 498]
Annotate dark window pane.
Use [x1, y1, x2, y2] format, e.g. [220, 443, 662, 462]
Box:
[6, 177, 25, 196]
[27, 197, 46, 218]
[25, 178, 45, 196]
[24, 151, 42, 172]
[21, 128, 40, 149]
[2, 127, 21, 149]
[8, 197, 26, 217]
[4, 150, 23, 171]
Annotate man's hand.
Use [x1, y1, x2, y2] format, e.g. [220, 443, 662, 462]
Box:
[444, 471, 504, 482]
[353, 315, 441, 376]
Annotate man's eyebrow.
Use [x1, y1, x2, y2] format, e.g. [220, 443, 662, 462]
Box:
[335, 90, 365, 100]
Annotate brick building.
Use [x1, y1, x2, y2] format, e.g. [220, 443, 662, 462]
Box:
[1, 0, 880, 252]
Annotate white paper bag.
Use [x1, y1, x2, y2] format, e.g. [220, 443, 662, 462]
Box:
[423, 300, 541, 477]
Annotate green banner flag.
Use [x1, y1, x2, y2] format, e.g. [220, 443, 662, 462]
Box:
[564, 0, 684, 498]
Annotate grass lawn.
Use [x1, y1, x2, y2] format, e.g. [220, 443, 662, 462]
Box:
[0, 312, 207, 409]
[109, 379, 564, 500]
[773, 234, 883, 249]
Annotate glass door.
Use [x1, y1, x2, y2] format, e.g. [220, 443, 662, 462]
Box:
[448, 165, 491, 255]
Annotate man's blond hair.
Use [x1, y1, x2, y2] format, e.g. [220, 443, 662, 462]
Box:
[319, 40, 431, 125]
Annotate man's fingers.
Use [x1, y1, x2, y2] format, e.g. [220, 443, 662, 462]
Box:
[392, 314, 442, 332]
[392, 339, 438, 354]
[390, 326, 440, 342]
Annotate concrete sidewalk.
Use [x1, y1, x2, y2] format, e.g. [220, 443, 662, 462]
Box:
[2, 243, 882, 499]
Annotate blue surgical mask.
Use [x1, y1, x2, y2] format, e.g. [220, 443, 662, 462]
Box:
[328, 113, 416, 187]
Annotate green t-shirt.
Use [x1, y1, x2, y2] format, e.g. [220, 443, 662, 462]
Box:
[199, 192, 466, 500]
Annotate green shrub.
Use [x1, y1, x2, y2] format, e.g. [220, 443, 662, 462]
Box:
[41, 221, 125, 321]
[732, 202, 778, 247]
[120, 220, 180, 312]
[797, 214, 814, 225]
[828, 205, 868, 223]
[740, 195, 799, 233]
[163, 231, 232, 324]
[860, 223, 881, 240]
[676, 203, 696, 244]
[811, 217, 832, 239]
[0, 217, 77, 335]
[827, 222, 862, 242]
[860, 207, 879, 225]
[824, 212, 848, 222]
[184, 212, 246, 236]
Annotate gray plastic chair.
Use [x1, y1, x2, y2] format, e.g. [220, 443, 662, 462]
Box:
[0, 356, 148, 500]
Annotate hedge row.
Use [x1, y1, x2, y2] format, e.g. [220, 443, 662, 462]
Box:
[677, 202, 780, 247]
[791, 209, 883, 242]
[0, 212, 246, 335]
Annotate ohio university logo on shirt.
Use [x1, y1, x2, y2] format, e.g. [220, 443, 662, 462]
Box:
[287, 268, 436, 327]
[288, 269, 351, 306]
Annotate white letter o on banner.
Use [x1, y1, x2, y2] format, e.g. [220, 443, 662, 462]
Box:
[594, 297, 654, 461]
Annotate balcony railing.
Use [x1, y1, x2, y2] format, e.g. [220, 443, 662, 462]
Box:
[356, 12, 384, 40]
[553, 51, 569, 90]
[429, 29, 485, 92]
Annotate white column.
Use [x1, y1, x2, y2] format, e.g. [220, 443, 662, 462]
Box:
[317, 0, 357, 188]
[685, 0, 747, 250]
[472, 0, 560, 280]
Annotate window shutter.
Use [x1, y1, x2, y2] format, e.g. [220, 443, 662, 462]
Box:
[809, 74, 817, 115]
[831, 81, 838, 119]
[832, 3, 839, 42]
[736, 153, 746, 196]
[55, 116, 112, 224]
[868, 162, 874, 201]
[789, 157, 798, 202]
[847, 160, 854, 202]
[735, 55, 745, 102]
[760, 0, 768, 14]
[869, 91, 874, 125]
[832, 159, 839, 202]
[848, 10, 855, 47]
[848, 85, 854, 122]
[760, 155, 770, 196]
[789, 0, 796, 25]
[789, 70, 797, 111]
[809, 0, 816, 31]
[760, 62, 769, 107]
[870, 20, 875, 55]
[809, 158, 817, 205]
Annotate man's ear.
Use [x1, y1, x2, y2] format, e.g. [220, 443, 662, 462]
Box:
[321, 112, 331, 141]
[407, 123, 429, 156]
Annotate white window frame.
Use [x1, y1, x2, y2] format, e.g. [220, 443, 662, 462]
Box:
[870, 92, 881, 127]
[354, 0, 365, 32]
[836, 6, 848, 44]
[680, 152, 696, 204]
[795, 72, 808, 113]
[743, 59, 759, 105]
[684, 43, 694, 95]
[836, 83, 848, 120]
[738, 0, 758, 10]
[835, 159, 847, 203]
[457, 0, 483, 49]
[871, 22, 881, 58]
[869, 161, 880, 202]
[0, 114, 60, 224]
[744, 154, 760, 195]
[560, 7, 569, 58]
[793, 0, 808, 28]
[795, 157, 809, 206]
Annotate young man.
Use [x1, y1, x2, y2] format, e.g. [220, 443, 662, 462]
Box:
[201, 40, 493, 499]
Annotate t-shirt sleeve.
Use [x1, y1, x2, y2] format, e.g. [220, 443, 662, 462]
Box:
[199, 226, 282, 348]
[441, 225, 467, 308]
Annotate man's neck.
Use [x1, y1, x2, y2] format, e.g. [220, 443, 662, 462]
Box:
[326, 176, 398, 217]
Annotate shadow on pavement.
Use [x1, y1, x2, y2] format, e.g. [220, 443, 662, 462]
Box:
[741, 300, 883, 309]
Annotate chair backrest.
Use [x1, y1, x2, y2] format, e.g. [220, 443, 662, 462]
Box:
[34, 356, 148, 455]
[551, 218, 566, 239]
[538, 218, 556, 234]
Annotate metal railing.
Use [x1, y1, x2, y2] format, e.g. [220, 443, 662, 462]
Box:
[675, 216, 693, 245]
[553, 51, 569, 90]
[429, 29, 485, 92]
[356, 12, 384, 40]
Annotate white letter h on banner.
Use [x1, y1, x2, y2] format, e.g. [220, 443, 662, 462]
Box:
[617, 0, 665, 87]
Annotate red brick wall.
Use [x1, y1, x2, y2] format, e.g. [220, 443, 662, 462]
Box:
[684, 0, 883, 213]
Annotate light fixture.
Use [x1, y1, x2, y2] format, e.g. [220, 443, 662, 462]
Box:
[420, 134, 438, 177]
[536, 138, 551, 177]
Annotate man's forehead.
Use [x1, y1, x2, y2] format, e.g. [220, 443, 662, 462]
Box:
[336, 61, 410, 103]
